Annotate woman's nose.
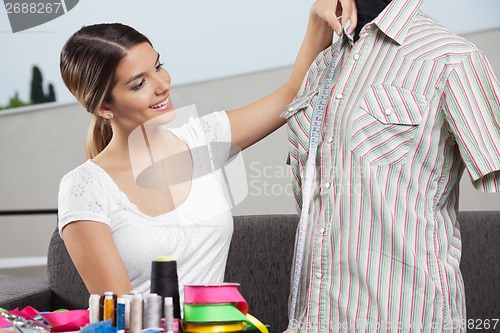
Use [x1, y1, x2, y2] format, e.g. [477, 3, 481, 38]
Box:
[154, 71, 170, 96]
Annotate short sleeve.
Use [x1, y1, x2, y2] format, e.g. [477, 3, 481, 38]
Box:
[443, 50, 500, 192]
[57, 163, 111, 237]
[200, 111, 231, 153]
[196, 111, 232, 171]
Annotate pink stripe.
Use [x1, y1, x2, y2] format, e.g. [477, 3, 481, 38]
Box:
[469, 53, 500, 155]
[445, 70, 485, 173]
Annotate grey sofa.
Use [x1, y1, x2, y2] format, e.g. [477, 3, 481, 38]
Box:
[1, 213, 499, 333]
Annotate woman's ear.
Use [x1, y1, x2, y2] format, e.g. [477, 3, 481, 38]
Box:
[97, 103, 114, 120]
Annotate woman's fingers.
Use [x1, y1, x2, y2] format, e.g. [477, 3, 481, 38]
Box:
[339, 0, 358, 35]
[312, 0, 341, 35]
[311, 0, 358, 36]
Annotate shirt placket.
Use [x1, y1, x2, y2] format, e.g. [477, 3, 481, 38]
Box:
[313, 33, 370, 330]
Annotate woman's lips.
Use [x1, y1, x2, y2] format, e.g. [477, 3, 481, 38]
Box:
[149, 97, 172, 111]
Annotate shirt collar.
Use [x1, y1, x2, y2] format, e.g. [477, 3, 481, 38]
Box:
[370, 0, 422, 45]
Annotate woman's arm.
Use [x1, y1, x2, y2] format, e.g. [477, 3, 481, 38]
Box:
[227, 0, 357, 151]
[62, 221, 132, 296]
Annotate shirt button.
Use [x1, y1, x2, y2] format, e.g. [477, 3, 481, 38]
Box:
[335, 93, 343, 100]
[325, 182, 331, 189]
[327, 137, 334, 144]
[319, 227, 326, 234]
[316, 272, 323, 279]
[353, 53, 360, 61]
[384, 107, 394, 116]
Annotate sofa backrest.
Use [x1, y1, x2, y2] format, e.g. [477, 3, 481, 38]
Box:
[47, 212, 500, 333]
[47, 228, 89, 310]
[454, 211, 500, 326]
[224, 214, 298, 332]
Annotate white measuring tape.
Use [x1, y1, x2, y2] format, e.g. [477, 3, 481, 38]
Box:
[288, 34, 345, 329]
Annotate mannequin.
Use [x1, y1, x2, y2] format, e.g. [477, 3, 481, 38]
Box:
[354, 0, 391, 41]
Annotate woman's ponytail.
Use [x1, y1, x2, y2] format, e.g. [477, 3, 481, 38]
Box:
[86, 116, 113, 159]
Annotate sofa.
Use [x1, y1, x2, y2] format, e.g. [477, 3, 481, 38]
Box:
[0, 213, 499, 333]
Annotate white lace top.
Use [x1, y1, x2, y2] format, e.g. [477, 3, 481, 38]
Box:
[57, 111, 233, 297]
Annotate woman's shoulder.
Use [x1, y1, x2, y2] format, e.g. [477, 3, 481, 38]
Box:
[61, 160, 96, 179]
[57, 160, 112, 234]
[59, 160, 107, 189]
[172, 111, 230, 145]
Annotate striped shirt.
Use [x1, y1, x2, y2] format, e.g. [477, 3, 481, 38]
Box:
[283, 0, 500, 332]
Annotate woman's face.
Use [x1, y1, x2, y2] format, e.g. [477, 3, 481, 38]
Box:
[103, 42, 174, 130]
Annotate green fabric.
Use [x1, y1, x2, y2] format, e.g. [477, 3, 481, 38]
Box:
[184, 304, 247, 324]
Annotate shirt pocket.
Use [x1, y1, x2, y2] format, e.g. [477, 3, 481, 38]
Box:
[284, 89, 320, 188]
[281, 89, 319, 119]
[350, 85, 427, 167]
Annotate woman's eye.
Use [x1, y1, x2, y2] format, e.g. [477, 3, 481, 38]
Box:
[132, 79, 145, 91]
[155, 62, 164, 72]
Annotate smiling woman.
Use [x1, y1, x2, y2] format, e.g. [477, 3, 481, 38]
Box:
[55, 0, 357, 307]
[96, 43, 175, 135]
[58, 23, 235, 299]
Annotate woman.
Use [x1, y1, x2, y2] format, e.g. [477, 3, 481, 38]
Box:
[58, 0, 357, 298]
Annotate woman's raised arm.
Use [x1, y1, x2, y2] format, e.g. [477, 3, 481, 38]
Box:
[227, 0, 357, 151]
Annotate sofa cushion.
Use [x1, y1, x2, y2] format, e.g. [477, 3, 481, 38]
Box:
[0, 276, 51, 311]
[47, 228, 89, 310]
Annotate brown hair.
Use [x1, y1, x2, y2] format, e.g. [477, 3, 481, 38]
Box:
[60, 23, 152, 159]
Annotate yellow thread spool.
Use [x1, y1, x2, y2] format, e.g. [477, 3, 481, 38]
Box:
[103, 291, 116, 326]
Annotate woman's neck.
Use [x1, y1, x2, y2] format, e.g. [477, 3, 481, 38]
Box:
[93, 126, 181, 176]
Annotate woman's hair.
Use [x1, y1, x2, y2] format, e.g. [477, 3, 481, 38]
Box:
[60, 23, 152, 159]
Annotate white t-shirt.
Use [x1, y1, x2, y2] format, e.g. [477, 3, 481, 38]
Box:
[58, 111, 233, 298]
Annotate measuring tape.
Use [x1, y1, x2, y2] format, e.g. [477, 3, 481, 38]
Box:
[288, 34, 345, 329]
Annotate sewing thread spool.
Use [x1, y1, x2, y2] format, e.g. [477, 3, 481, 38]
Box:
[103, 291, 116, 326]
[143, 293, 162, 329]
[99, 292, 105, 321]
[116, 297, 126, 333]
[121, 294, 133, 332]
[164, 297, 174, 333]
[150, 257, 181, 318]
[130, 294, 143, 333]
[89, 294, 100, 324]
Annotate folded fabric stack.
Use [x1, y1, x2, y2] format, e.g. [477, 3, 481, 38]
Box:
[183, 283, 268, 333]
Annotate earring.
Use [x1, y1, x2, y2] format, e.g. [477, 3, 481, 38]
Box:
[107, 112, 114, 119]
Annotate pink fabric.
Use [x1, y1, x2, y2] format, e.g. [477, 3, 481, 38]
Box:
[1, 307, 88, 332]
[9, 307, 40, 322]
[184, 283, 249, 314]
[40, 310, 89, 332]
[0, 317, 11, 328]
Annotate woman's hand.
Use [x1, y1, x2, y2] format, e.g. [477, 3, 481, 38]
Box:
[311, 0, 357, 36]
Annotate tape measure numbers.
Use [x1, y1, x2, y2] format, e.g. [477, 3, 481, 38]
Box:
[288, 35, 345, 329]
